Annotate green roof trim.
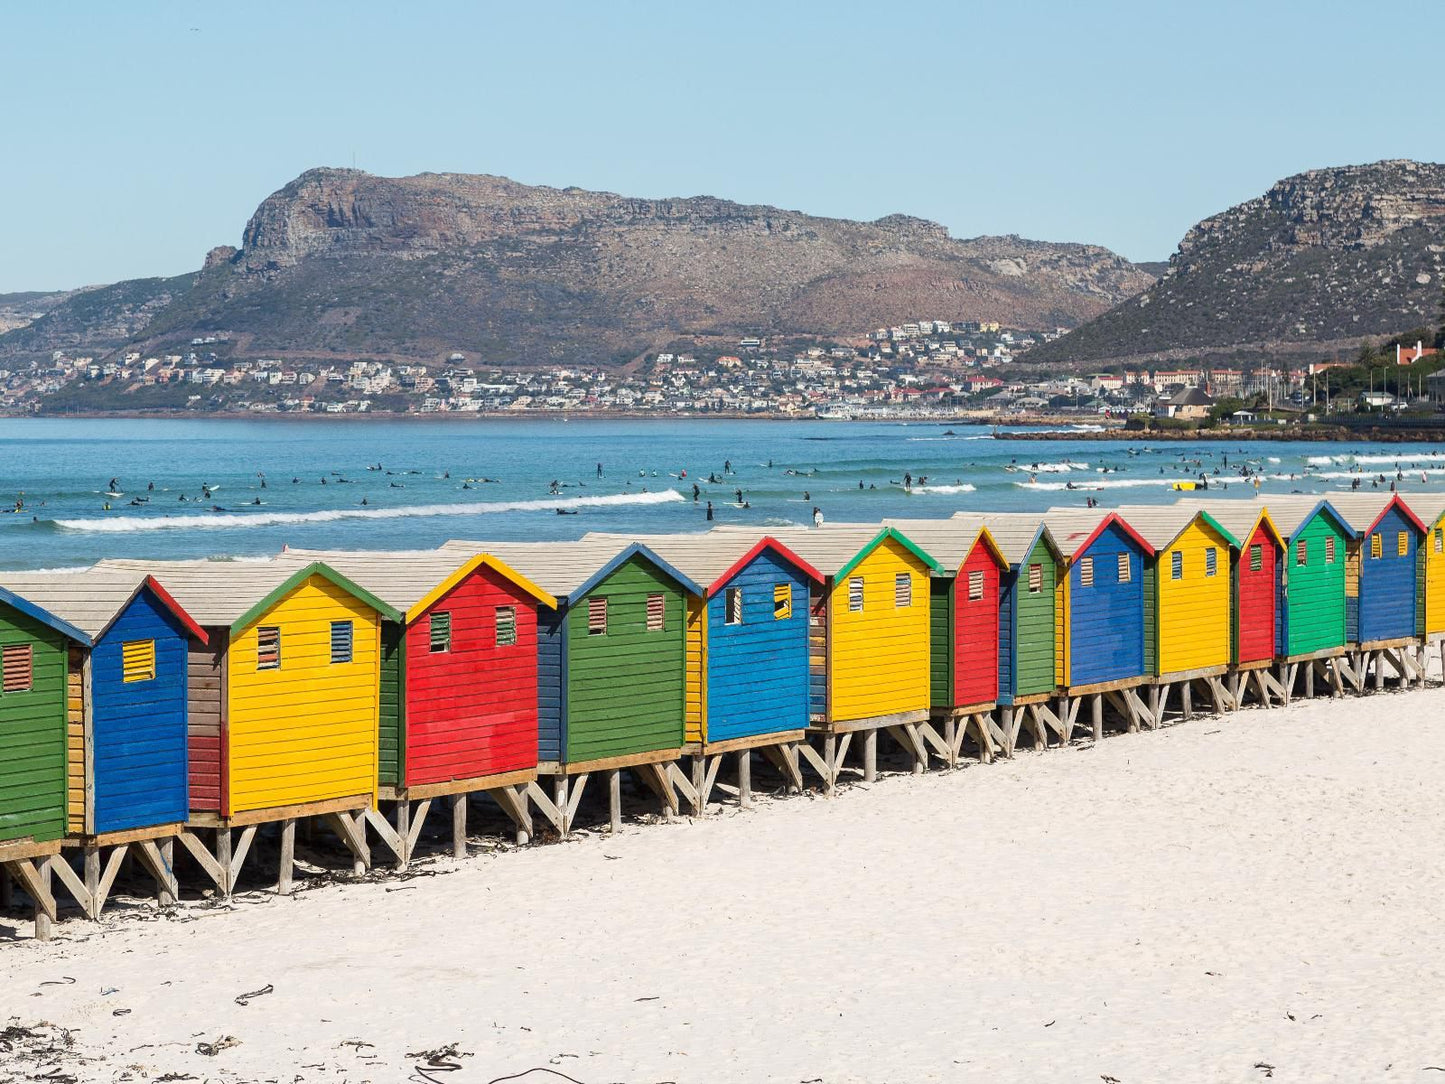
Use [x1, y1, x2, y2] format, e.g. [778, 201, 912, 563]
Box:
[1195, 510, 1242, 550]
[835, 527, 945, 581]
[229, 561, 404, 632]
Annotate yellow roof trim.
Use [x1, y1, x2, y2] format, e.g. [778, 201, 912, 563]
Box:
[404, 553, 557, 624]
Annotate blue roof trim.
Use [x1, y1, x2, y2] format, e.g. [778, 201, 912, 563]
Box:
[564, 542, 705, 603]
[0, 586, 93, 646]
[1296, 499, 1357, 539]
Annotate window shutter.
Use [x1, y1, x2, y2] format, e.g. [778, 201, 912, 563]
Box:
[1171, 551, 1183, 580]
[122, 639, 156, 683]
[1435, 529, 1443, 554]
[257, 626, 281, 670]
[496, 606, 517, 646]
[1249, 544, 1262, 572]
[1325, 536, 1335, 563]
[1371, 533, 1382, 559]
[848, 576, 864, 612]
[725, 588, 743, 625]
[968, 570, 984, 601]
[1205, 548, 1217, 577]
[773, 583, 791, 620]
[1398, 531, 1408, 557]
[2, 643, 33, 693]
[1080, 556, 1094, 587]
[330, 620, 353, 664]
[894, 572, 911, 608]
[646, 593, 665, 632]
[1297, 539, 1308, 566]
[429, 611, 452, 653]
[1117, 553, 1130, 583]
[1027, 563, 1042, 593]
[587, 597, 608, 635]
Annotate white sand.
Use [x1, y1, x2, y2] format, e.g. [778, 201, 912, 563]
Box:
[4, 687, 1445, 1083]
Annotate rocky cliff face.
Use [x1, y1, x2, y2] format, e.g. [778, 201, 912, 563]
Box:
[1032, 160, 1445, 366]
[2, 167, 1157, 366]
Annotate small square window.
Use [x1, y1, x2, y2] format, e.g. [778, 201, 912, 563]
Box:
[122, 639, 155, 683]
[330, 620, 353, 664]
[1205, 548, 1217, 577]
[1080, 556, 1094, 587]
[1249, 544, 1263, 572]
[587, 597, 608, 636]
[725, 588, 743, 626]
[967, 570, 984, 601]
[646, 593, 666, 632]
[1170, 551, 1183, 580]
[496, 606, 517, 646]
[1027, 563, 1042, 593]
[1117, 553, 1131, 584]
[2, 643, 33, 693]
[1325, 536, 1336, 563]
[773, 583, 791, 620]
[429, 611, 452, 653]
[257, 626, 281, 670]
[848, 576, 864, 612]
[894, 572, 911, 608]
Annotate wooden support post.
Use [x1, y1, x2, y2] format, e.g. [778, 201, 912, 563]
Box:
[823, 734, 838, 794]
[83, 846, 101, 920]
[1304, 660, 1314, 698]
[1091, 694, 1103, 741]
[278, 818, 296, 895]
[608, 769, 622, 832]
[737, 751, 752, 808]
[395, 800, 411, 867]
[1374, 651, 1385, 691]
[1180, 681, 1192, 721]
[0, 865, 10, 910]
[943, 717, 957, 768]
[999, 707, 1015, 758]
[451, 794, 467, 859]
[157, 838, 176, 906]
[216, 827, 233, 896]
[862, 729, 878, 782]
[690, 757, 707, 815]
[553, 775, 570, 836]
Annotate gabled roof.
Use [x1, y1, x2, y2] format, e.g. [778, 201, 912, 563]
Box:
[271, 548, 556, 623]
[1318, 491, 1427, 536]
[1042, 508, 1156, 561]
[710, 524, 942, 579]
[0, 583, 93, 646]
[0, 568, 207, 645]
[579, 532, 823, 598]
[1110, 504, 1242, 551]
[439, 539, 703, 603]
[94, 558, 400, 631]
[975, 512, 1066, 569]
[1172, 498, 1284, 549]
[877, 516, 1007, 572]
[1223, 494, 1352, 540]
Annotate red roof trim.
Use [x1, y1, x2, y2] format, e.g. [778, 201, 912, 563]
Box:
[1068, 512, 1156, 561]
[706, 537, 825, 598]
[1367, 495, 1428, 536]
[141, 575, 210, 646]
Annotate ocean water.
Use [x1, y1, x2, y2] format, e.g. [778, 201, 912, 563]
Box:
[2, 416, 1444, 569]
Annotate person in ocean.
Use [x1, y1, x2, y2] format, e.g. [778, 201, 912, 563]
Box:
[692, 483, 700, 502]
[597, 462, 603, 478]
[904, 472, 912, 491]
[734, 488, 742, 504]
[812, 506, 824, 528]
[724, 459, 732, 474]
[803, 490, 810, 502]
[705, 501, 714, 521]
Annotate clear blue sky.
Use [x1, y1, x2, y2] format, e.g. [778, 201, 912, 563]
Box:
[2, 0, 1439, 292]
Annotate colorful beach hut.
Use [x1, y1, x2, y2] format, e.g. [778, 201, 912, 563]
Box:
[438, 539, 702, 833]
[1042, 508, 1155, 734]
[272, 549, 557, 859]
[0, 584, 87, 937]
[96, 558, 399, 894]
[1112, 503, 1240, 682]
[975, 512, 1066, 709]
[1321, 493, 1425, 647]
[712, 524, 942, 786]
[1408, 494, 1445, 647]
[582, 531, 824, 809]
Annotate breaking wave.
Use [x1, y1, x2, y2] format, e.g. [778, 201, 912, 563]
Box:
[912, 483, 978, 494]
[1013, 477, 1194, 491]
[49, 490, 686, 534]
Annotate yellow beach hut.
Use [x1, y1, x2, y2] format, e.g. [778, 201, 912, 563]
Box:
[96, 558, 400, 895]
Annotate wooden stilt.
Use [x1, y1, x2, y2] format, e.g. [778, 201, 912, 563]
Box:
[451, 794, 467, 859]
[553, 775, 570, 836]
[1091, 694, 1103, 741]
[278, 818, 296, 896]
[216, 827, 233, 896]
[609, 768, 622, 832]
[83, 847, 101, 919]
[394, 801, 411, 867]
[862, 729, 878, 782]
[737, 751, 752, 808]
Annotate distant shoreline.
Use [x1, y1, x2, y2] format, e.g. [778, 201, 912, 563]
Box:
[1002, 425, 1445, 444]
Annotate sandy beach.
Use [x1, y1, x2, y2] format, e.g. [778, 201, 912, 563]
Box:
[3, 685, 1443, 1083]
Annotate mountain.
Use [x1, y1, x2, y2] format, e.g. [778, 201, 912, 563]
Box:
[1031, 160, 1445, 368]
[0, 168, 1155, 367]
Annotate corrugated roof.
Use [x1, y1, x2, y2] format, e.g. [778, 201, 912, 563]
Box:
[976, 512, 1059, 567]
[1288, 491, 1393, 534]
[437, 538, 635, 599]
[878, 515, 990, 569]
[92, 557, 303, 626]
[1168, 496, 1272, 542]
[0, 565, 157, 638]
[1039, 507, 1110, 555]
[578, 531, 803, 588]
[1108, 503, 1237, 549]
[707, 524, 909, 577]
[271, 548, 484, 612]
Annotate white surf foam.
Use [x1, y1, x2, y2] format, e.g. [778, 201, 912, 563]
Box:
[1013, 477, 1194, 491]
[52, 490, 685, 534]
[913, 483, 978, 494]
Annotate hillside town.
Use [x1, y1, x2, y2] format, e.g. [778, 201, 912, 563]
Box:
[2, 320, 1440, 420]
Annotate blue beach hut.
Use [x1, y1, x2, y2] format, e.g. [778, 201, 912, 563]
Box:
[0, 568, 208, 837]
[1043, 509, 1155, 689]
[1326, 493, 1427, 645]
